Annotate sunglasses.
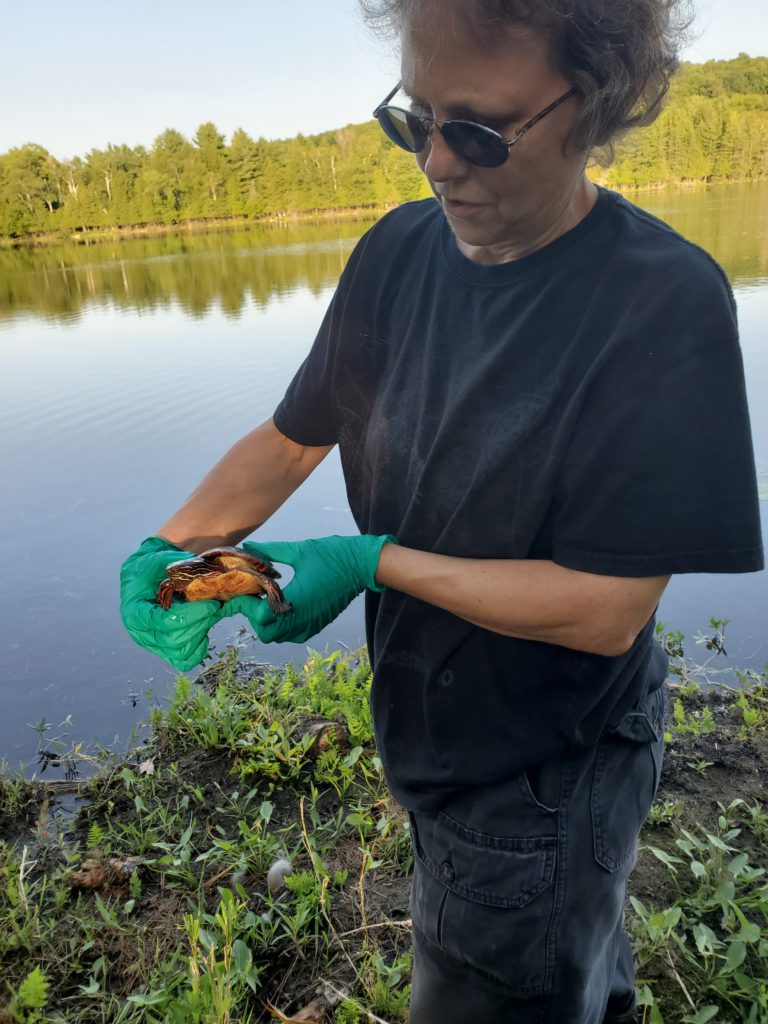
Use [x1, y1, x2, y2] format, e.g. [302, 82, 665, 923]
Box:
[373, 83, 577, 168]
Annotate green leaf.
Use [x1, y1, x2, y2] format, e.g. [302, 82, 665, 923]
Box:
[94, 893, 124, 930]
[343, 745, 363, 768]
[345, 811, 371, 828]
[16, 967, 49, 1009]
[232, 938, 252, 976]
[635, 984, 654, 1007]
[722, 940, 747, 973]
[693, 922, 719, 954]
[629, 896, 648, 917]
[649, 1001, 665, 1024]
[690, 860, 707, 878]
[659, 906, 682, 929]
[681, 1007, 718, 1024]
[728, 852, 749, 876]
[736, 921, 762, 943]
[127, 990, 169, 1006]
[713, 880, 736, 904]
[87, 822, 104, 848]
[679, 828, 706, 851]
[646, 846, 684, 873]
[705, 833, 731, 852]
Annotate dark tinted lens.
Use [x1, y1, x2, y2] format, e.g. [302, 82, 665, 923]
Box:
[376, 106, 428, 154]
[442, 121, 509, 167]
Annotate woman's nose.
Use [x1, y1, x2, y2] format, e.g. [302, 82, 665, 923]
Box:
[420, 125, 470, 183]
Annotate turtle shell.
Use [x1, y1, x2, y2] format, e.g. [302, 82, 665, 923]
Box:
[195, 546, 281, 579]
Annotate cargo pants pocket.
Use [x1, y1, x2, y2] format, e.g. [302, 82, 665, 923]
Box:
[410, 801, 558, 995]
[591, 684, 666, 873]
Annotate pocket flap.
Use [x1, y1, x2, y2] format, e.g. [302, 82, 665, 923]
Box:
[610, 685, 665, 745]
[412, 811, 557, 909]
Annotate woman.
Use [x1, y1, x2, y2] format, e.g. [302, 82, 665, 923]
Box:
[121, 1, 763, 1020]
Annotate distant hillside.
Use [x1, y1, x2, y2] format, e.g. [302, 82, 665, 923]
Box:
[1, 54, 766, 238]
[594, 54, 768, 188]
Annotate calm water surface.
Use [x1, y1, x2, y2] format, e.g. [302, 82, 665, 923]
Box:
[2, 185, 767, 770]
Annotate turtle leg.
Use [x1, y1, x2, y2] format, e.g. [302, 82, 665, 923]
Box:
[258, 576, 292, 616]
[247, 556, 280, 578]
[156, 579, 176, 610]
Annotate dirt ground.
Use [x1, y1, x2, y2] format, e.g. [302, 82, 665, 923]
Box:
[1, 678, 766, 1022]
[632, 685, 768, 898]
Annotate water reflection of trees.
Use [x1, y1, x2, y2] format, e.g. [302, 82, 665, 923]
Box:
[0, 219, 372, 323]
[634, 183, 768, 287]
[1, 183, 767, 324]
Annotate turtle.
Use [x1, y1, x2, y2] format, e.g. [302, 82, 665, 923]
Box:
[156, 546, 292, 615]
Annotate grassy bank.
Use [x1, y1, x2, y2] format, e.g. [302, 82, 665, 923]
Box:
[0, 206, 389, 251]
[1, 624, 767, 1023]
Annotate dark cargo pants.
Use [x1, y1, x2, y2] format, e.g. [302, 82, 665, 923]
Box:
[408, 684, 666, 1024]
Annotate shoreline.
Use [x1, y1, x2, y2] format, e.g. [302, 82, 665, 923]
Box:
[0, 205, 391, 250]
[1, 177, 765, 250]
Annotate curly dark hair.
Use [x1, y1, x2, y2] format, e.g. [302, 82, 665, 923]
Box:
[359, 0, 693, 161]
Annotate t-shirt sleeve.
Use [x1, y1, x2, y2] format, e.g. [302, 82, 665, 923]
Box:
[551, 263, 764, 577]
[272, 226, 374, 447]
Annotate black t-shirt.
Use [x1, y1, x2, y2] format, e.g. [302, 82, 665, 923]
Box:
[274, 188, 764, 811]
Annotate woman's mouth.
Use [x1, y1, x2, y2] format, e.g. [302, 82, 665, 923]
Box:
[441, 197, 485, 218]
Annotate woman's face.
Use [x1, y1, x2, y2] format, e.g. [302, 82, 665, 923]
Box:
[401, 14, 590, 260]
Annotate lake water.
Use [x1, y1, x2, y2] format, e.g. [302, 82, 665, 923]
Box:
[2, 184, 767, 772]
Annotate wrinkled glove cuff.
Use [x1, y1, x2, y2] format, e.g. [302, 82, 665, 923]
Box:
[367, 534, 398, 592]
[140, 536, 186, 554]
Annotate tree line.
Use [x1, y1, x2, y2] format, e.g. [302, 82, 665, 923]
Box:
[1, 54, 766, 239]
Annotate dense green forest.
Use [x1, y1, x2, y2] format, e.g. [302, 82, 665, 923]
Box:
[1, 54, 766, 239]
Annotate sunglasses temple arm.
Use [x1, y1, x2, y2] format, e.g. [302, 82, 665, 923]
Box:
[511, 87, 578, 145]
[373, 80, 403, 116]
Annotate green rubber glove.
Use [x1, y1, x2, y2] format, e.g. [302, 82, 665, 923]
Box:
[120, 536, 232, 671]
[230, 534, 397, 644]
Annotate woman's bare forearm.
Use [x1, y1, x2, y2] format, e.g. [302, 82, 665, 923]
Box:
[375, 543, 669, 657]
[156, 418, 334, 552]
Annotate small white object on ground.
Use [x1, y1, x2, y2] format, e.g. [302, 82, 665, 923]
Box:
[267, 857, 293, 894]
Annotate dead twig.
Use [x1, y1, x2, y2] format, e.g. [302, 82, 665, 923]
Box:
[336, 918, 412, 940]
[320, 979, 394, 1024]
[265, 982, 344, 1022]
[203, 867, 233, 890]
[18, 845, 35, 913]
[665, 949, 697, 1011]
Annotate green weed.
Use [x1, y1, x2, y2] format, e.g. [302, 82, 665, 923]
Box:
[686, 760, 716, 776]
[357, 949, 413, 1019]
[735, 675, 768, 738]
[632, 800, 768, 1022]
[648, 800, 684, 827]
[5, 965, 50, 1023]
[672, 699, 716, 737]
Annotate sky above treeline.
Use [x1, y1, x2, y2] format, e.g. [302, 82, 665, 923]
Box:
[3, 0, 767, 159]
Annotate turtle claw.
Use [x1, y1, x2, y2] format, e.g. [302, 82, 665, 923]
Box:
[261, 579, 293, 616]
[156, 579, 175, 610]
